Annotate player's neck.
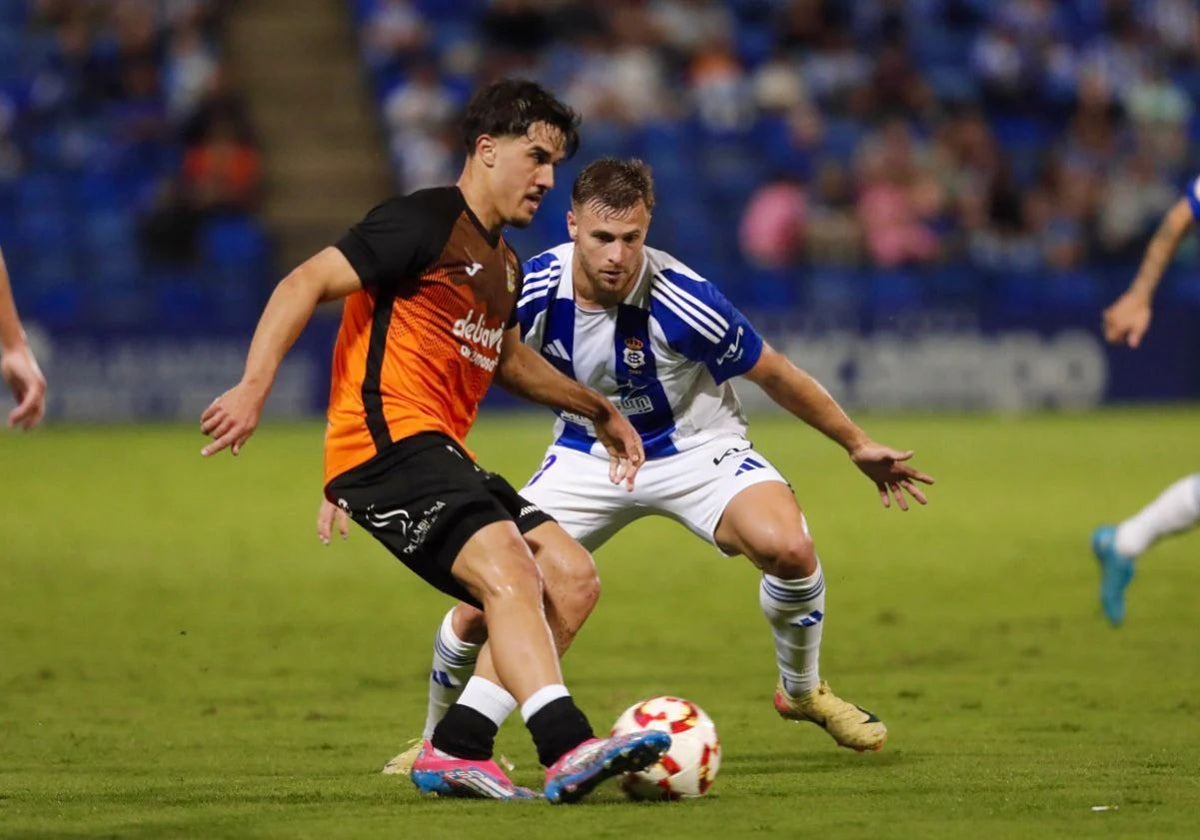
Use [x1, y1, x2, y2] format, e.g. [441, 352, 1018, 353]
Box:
[456, 170, 503, 234]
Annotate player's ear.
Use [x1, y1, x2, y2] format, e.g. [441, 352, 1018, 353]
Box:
[476, 134, 497, 167]
[566, 209, 578, 241]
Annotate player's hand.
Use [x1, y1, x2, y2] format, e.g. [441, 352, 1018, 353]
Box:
[317, 498, 350, 545]
[848, 441, 934, 511]
[592, 402, 644, 491]
[1, 345, 47, 429]
[1102, 291, 1152, 348]
[199, 381, 266, 456]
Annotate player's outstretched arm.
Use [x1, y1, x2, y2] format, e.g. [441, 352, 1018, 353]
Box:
[1103, 198, 1194, 349]
[495, 328, 644, 489]
[201, 247, 363, 457]
[0, 248, 47, 429]
[743, 344, 934, 510]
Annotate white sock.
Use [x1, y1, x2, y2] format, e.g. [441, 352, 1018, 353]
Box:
[457, 677, 519, 728]
[760, 564, 825, 696]
[1114, 473, 1200, 559]
[520, 684, 570, 723]
[422, 609, 481, 740]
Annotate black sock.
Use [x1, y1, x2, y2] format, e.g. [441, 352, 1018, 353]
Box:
[526, 696, 594, 768]
[431, 703, 497, 761]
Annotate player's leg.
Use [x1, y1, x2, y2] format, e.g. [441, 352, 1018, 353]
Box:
[387, 520, 598, 773]
[387, 450, 633, 780]
[654, 438, 885, 752]
[331, 436, 667, 801]
[423, 604, 487, 741]
[381, 602, 487, 775]
[426, 448, 632, 737]
[452, 521, 602, 739]
[425, 520, 668, 804]
[1092, 472, 1200, 625]
[714, 480, 883, 752]
[714, 481, 822, 693]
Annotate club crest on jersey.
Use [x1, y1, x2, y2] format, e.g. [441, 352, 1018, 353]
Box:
[506, 263, 516, 292]
[622, 337, 646, 370]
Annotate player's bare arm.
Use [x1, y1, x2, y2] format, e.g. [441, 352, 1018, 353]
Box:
[1103, 198, 1194, 349]
[495, 326, 644, 489]
[201, 247, 363, 457]
[743, 343, 934, 510]
[0, 248, 47, 430]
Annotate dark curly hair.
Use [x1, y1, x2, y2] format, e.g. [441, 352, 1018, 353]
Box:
[462, 79, 581, 158]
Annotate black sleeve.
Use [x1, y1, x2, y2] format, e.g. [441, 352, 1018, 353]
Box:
[335, 188, 463, 294]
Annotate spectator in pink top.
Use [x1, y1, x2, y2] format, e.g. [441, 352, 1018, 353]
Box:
[855, 122, 940, 267]
[740, 175, 807, 268]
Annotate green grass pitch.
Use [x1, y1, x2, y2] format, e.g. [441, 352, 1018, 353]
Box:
[2, 409, 1198, 838]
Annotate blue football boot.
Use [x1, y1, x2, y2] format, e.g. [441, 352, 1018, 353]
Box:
[543, 730, 671, 805]
[1091, 525, 1135, 626]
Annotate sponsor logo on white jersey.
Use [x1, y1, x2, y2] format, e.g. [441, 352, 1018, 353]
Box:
[715, 325, 744, 366]
[619, 394, 655, 416]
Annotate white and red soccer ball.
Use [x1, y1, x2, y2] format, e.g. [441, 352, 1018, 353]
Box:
[610, 696, 721, 800]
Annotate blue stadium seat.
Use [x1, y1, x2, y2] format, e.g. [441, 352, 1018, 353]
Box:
[819, 119, 865, 164]
[806, 266, 866, 315]
[0, 29, 21, 83]
[199, 216, 272, 325]
[200, 216, 270, 269]
[735, 24, 774, 68]
[868, 268, 926, 316]
[744, 266, 799, 308]
[154, 268, 218, 328]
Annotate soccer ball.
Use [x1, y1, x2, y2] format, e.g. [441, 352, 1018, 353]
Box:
[610, 696, 721, 801]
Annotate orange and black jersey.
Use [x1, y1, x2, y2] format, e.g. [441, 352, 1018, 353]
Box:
[325, 186, 523, 486]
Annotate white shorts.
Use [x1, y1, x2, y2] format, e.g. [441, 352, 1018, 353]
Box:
[519, 434, 790, 553]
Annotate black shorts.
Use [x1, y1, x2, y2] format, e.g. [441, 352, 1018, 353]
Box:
[325, 432, 554, 607]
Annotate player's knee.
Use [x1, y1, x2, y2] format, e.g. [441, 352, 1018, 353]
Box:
[539, 540, 600, 620]
[560, 545, 601, 616]
[753, 530, 818, 578]
[474, 535, 545, 605]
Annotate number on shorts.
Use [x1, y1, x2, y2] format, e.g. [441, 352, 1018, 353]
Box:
[526, 453, 558, 487]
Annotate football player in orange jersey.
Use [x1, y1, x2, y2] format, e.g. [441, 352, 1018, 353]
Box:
[200, 80, 668, 803]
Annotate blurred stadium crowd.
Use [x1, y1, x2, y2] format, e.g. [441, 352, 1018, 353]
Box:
[2, 0, 1200, 331]
[355, 0, 1200, 314]
[0, 0, 267, 330]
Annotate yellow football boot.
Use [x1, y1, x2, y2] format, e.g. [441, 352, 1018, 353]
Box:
[774, 679, 887, 752]
[381, 738, 422, 776]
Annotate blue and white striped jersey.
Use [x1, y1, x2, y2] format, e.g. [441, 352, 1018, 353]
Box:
[1187, 174, 1200, 223]
[517, 242, 765, 460]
